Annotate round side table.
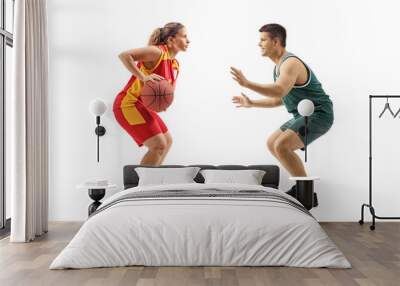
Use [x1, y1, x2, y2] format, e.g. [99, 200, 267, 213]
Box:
[289, 176, 320, 210]
[77, 184, 117, 216]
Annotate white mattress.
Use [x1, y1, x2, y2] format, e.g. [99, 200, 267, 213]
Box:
[50, 183, 351, 269]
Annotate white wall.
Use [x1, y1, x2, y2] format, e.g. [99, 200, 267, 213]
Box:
[47, 0, 400, 221]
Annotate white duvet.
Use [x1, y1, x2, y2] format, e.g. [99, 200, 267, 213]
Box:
[50, 183, 351, 269]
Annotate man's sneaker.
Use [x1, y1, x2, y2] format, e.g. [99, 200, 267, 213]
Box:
[285, 185, 297, 198]
[286, 185, 319, 209]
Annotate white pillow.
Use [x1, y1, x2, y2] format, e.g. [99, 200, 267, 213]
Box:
[200, 169, 266, 185]
[135, 167, 201, 186]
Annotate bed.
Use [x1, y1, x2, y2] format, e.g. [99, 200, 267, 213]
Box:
[50, 164, 350, 269]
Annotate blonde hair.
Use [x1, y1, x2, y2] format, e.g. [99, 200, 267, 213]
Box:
[148, 22, 184, 46]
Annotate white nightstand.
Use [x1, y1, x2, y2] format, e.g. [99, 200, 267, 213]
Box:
[289, 176, 320, 210]
[77, 183, 117, 216]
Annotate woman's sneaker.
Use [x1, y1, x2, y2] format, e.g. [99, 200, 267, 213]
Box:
[313, 192, 319, 207]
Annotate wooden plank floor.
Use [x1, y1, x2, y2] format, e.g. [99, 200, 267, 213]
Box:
[0, 222, 399, 286]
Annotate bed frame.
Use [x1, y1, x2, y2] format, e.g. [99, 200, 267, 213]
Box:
[123, 165, 280, 189]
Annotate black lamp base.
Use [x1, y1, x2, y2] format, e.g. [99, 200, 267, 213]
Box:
[95, 126, 106, 136]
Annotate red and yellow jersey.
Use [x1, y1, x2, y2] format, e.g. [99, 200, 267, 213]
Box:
[113, 45, 179, 125]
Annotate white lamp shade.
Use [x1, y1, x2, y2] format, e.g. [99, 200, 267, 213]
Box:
[89, 98, 107, 116]
[297, 99, 315, 116]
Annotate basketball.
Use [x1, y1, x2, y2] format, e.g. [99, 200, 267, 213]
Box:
[140, 79, 175, 112]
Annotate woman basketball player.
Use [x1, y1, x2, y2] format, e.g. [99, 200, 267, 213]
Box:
[113, 23, 190, 165]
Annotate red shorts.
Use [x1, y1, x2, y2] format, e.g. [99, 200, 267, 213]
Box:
[113, 104, 168, 147]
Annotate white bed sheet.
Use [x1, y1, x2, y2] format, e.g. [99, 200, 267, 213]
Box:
[50, 183, 350, 269]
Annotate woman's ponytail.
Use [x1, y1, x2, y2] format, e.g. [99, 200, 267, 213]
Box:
[148, 22, 184, 46]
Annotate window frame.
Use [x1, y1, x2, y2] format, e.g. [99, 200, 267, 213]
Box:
[0, 0, 14, 235]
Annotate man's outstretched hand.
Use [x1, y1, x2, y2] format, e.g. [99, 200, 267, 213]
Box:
[231, 67, 249, 87]
[232, 93, 252, 108]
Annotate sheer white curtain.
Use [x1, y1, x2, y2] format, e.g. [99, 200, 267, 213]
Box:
[9, 0, 48, 242]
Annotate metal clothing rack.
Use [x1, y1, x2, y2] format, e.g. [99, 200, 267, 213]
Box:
[359, 95, 400, 230]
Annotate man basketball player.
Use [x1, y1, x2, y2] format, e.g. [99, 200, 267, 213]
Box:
[231, 23, 333, 202]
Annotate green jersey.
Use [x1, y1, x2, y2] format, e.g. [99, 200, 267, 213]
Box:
[273, 52, 333, 118]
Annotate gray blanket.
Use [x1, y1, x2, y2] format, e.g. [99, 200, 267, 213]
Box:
[91, 188, 312, 218]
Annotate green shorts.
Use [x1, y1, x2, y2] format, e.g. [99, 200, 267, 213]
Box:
[280, 112, 334, 147]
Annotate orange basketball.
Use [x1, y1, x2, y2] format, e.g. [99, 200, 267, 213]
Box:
[140, 79, 175, 112]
